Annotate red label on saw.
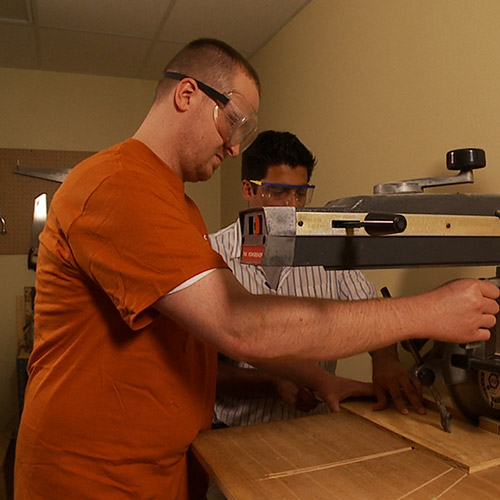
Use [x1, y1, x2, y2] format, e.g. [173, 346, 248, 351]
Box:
[242, 245, 264, 264]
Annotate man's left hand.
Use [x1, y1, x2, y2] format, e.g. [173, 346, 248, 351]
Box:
[371, 347, 425, 415]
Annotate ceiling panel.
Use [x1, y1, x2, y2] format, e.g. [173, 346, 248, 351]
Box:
[0, 0, 311, 81]
[0, 0, 31, 23]
[138, 40, 186, 81]
[160, 0, 310, 53]
[0, 23, 37, 68]
[36, 0, 174, 39]
[38, 28, 152, 78]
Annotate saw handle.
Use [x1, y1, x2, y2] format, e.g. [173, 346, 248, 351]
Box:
[332, 213, 407, 236]
[446, 148, 486, 171]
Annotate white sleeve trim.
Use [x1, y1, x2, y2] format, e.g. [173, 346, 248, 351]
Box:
[168, 268, 218, 294]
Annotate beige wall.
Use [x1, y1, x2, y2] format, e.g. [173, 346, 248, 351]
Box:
[218, 0, 500, 379]
[3, 0, 500, 428]
[0, 68, 221, 432]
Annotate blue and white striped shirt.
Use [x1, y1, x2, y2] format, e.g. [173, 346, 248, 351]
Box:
[209, 220, 376, 426]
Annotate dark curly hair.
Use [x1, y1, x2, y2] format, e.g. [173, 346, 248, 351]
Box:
[241, 130, 316, 182]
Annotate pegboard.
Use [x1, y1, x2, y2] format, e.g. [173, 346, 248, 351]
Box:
[0, 148, 94, 255]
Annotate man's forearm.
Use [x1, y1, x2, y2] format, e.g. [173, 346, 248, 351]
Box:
[216, 360, 277, 398]
[154, 269, 498, 364]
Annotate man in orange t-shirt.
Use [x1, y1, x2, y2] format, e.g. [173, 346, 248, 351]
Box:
[15, 39, 499, 499]
[16, 139, 226, 498]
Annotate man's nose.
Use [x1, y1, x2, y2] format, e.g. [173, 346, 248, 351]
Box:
[226, 144, 241, 157]
[284, 191, 301, 207]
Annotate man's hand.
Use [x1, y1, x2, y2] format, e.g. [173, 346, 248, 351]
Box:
[257, 361, 374, 413]
[271, 377, 320, 412]
[315, 374, 374, 412]
[371, 346, 424, 415]
[272, 372, 374, 413]
[421, 279, 499, 343]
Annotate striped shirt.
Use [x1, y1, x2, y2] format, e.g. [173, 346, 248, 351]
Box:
[209, 220, 377, 426]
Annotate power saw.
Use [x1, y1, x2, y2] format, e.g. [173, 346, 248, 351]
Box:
[239, 148, 500, 428]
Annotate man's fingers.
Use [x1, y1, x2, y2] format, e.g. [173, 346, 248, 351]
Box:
[476, 328, 492, 341]
[324, 397, 341, 413]
[482, 297, 499, 316]
[372, 385, 388, 411]
[387, 385, 409, 415]
[479, 281, 500, 300]
[399, 379, 425, 415]
[298, 387, 320, 408]
[411, 376, 424, 400]
[481, 313, 497, 329]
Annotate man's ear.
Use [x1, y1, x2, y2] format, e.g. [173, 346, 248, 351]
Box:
[173, 78, 197, 112]
[241, 180, 254, 202]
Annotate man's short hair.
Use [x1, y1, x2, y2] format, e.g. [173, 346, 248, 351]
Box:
[241, 130, 317, 182]
[155, 38, 260, 101]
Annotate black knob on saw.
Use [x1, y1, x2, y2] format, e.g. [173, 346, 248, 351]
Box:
[415, 365, 436, 387]
[446, 148, 486, 171]
[363, 213, 407, 236]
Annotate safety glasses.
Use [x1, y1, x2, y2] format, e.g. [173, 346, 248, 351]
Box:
[164, 71, 258, 154]
[249, 180, 315, 206]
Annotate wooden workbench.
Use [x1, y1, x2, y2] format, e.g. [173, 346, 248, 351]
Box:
[192, 401, 500, 499]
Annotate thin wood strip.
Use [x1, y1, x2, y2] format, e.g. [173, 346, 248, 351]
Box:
[396, 467, 455, 499]
[433, 472, 468, 499]
[261, 446, 413, 480]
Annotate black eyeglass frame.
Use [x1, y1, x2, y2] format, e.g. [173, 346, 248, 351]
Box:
[163, 71, 230, 106]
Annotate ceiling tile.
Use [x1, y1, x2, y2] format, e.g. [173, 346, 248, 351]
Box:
[0, 0, 32, 23]
[38, 28, 151, 78]
[0, 23, 38, 68]
[137, 40, 184, 81]
[137, 40, 252, 81]
[159, 0, 310, 54]
[0, 0, 312, 80]
[37, 0, 173, 39]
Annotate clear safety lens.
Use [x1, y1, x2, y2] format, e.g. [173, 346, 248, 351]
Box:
[250, 181, 316, 205]
[214, 92, 258, 153]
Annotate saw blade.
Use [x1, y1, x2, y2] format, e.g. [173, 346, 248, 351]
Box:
[448, 369, 500, 423]
[15, 165, 71, 183]
[479, 370, 500, 413]
[28, 193, 47, 270]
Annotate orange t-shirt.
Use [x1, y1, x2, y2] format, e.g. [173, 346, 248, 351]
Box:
[15, 139, 227, 499]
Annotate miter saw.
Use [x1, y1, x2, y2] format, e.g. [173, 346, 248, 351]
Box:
[239, 148, 500, 430]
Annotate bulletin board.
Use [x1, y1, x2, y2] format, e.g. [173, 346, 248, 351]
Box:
[0, 148, 94, 255]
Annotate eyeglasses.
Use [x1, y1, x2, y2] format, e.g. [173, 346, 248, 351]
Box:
[163, 71, 258, 154]
[249, 180, 315, 205]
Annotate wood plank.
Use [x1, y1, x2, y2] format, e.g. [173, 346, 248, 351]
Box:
[340, 399, 500, 473]
[193, 412, 462, 500]
[479, 416, 500, 435]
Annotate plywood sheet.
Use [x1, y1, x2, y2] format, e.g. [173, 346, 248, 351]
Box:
[193, 412, 460, 500]
[341, 399, 500, 473]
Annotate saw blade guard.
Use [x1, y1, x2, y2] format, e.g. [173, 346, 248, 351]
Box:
[420, 273, 500, 423]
